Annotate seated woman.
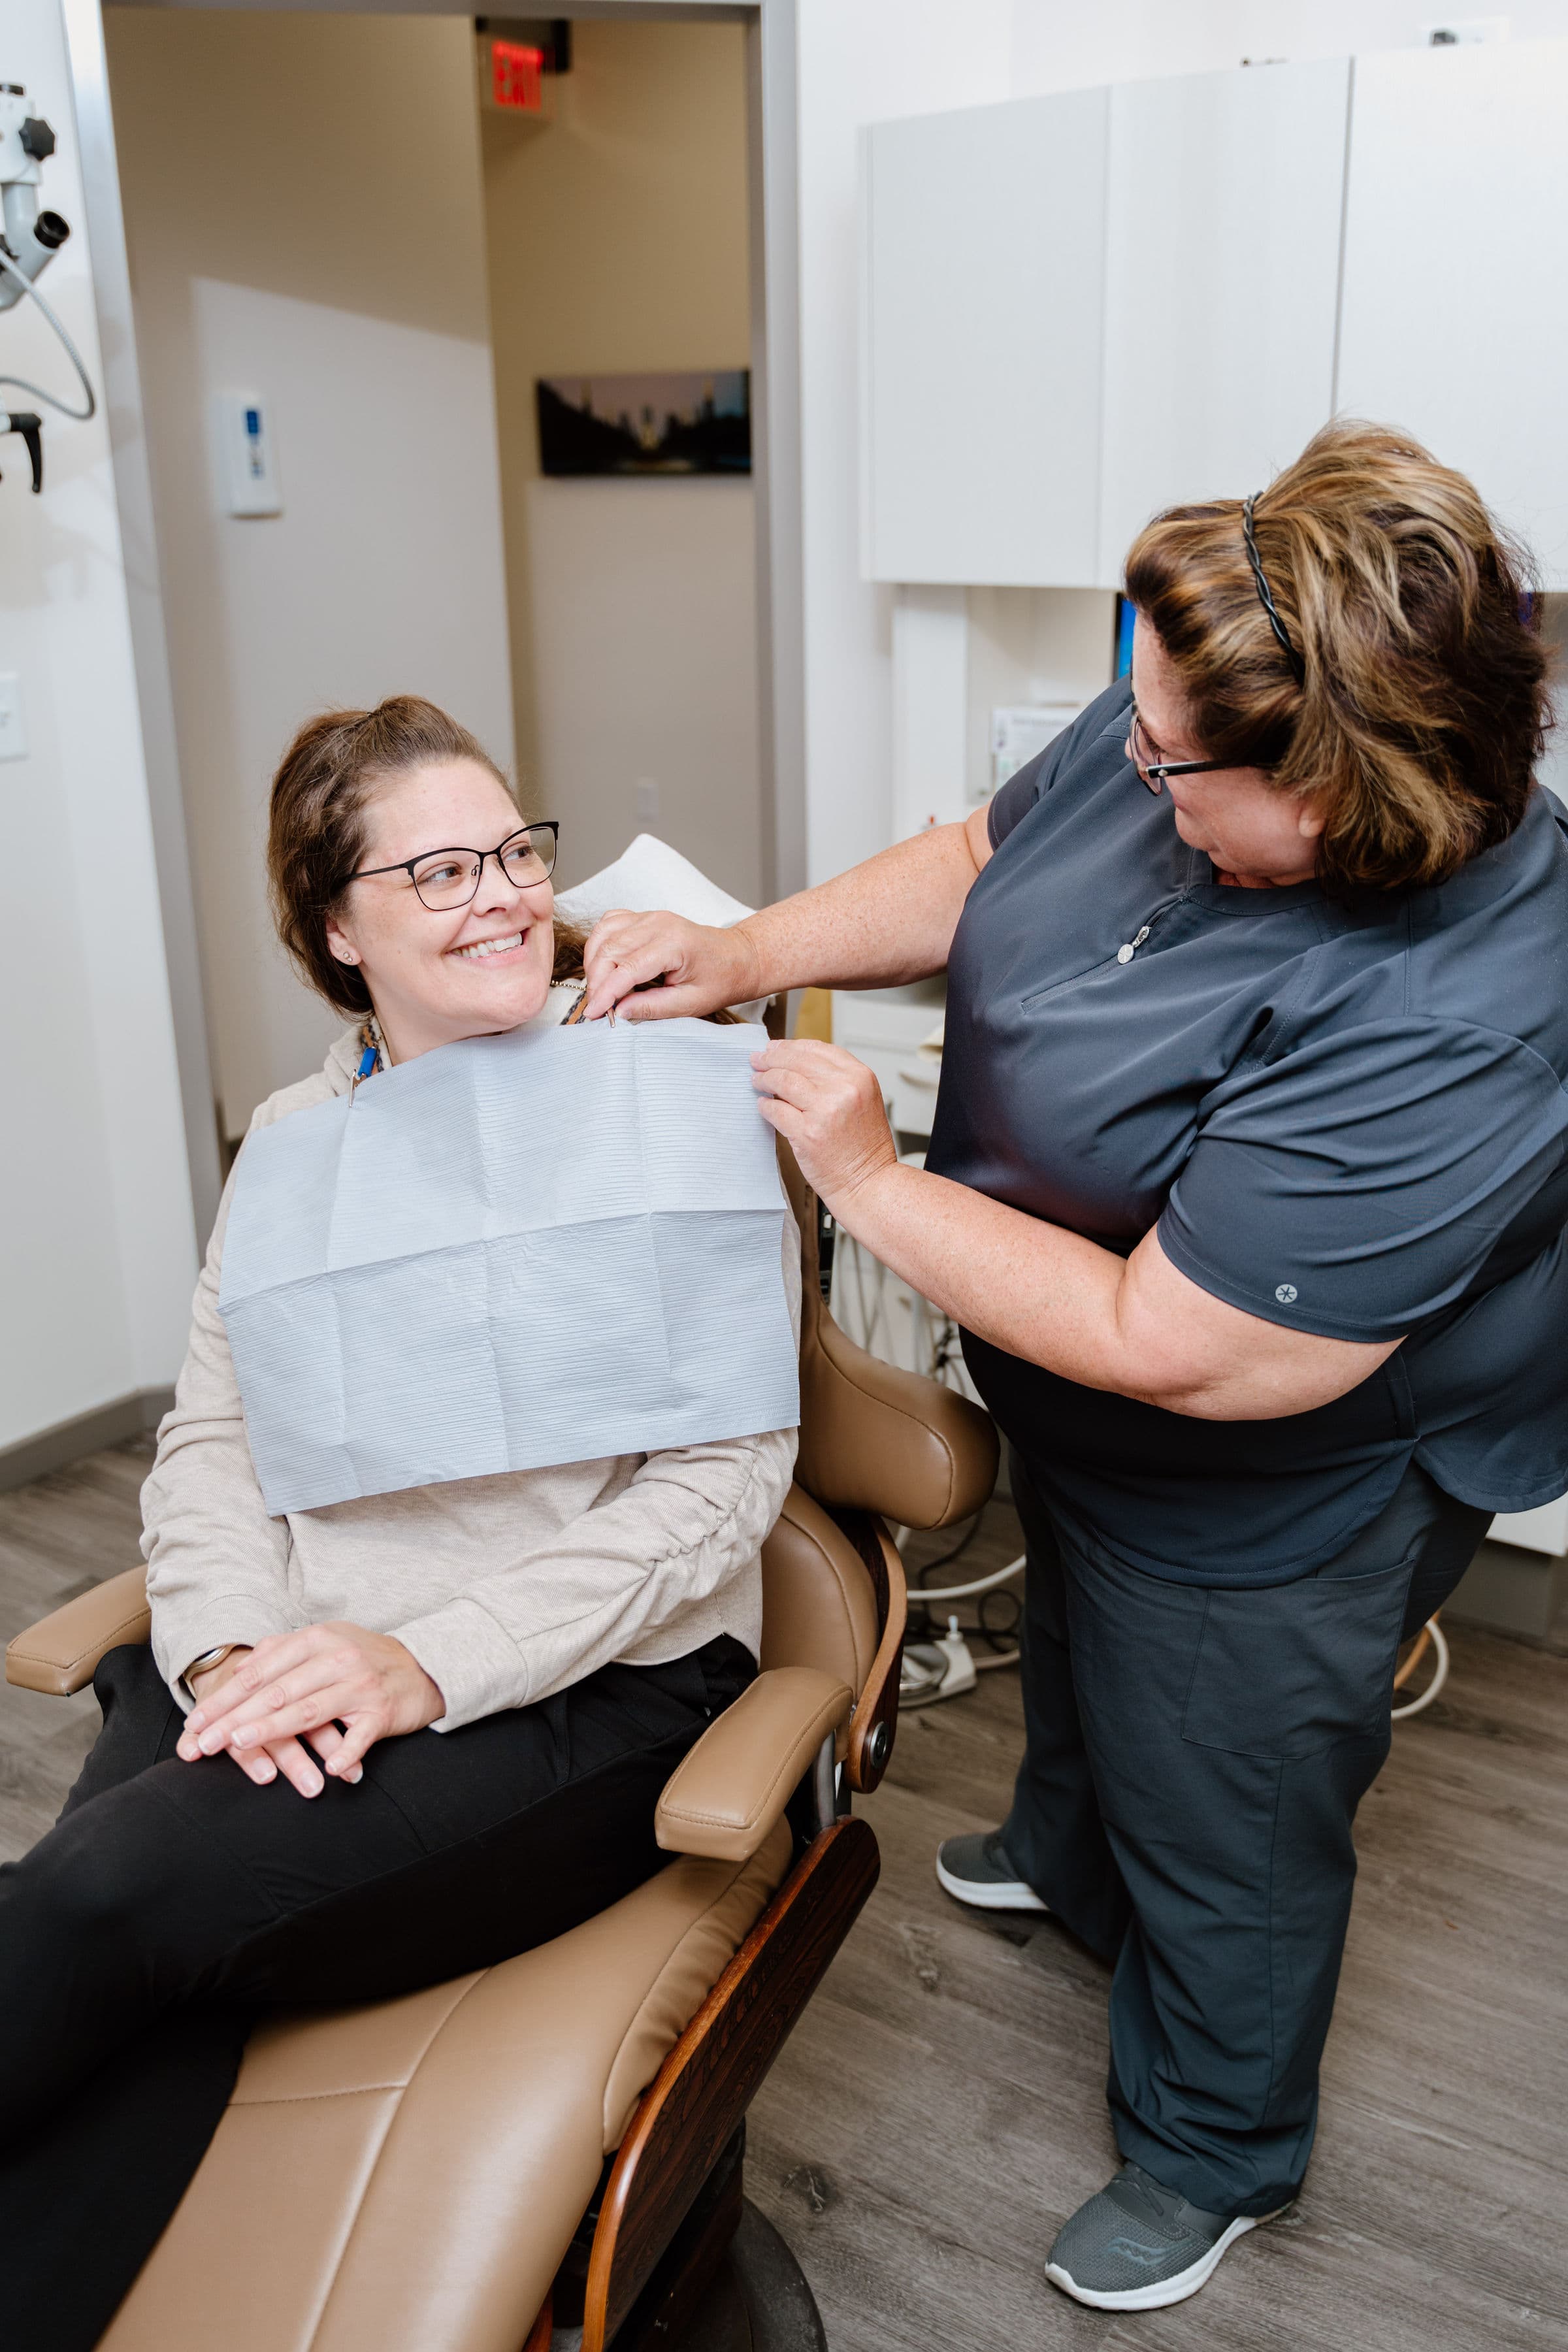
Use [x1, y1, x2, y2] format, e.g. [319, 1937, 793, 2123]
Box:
[0, 696, 800, 2348]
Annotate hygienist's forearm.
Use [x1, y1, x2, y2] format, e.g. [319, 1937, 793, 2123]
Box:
[841, 1162, 1139, 1395]
[833, 1162, 1395, 1422]
[732, 818, 985, 997]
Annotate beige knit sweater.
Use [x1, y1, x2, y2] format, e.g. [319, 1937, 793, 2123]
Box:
[141, 988, 801, 1730]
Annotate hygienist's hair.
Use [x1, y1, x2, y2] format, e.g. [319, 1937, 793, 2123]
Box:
[1124, 419, 1550, 894]
[267, 696, 584, 1016]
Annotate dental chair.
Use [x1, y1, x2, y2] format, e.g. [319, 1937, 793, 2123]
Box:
[7, 1145, 998, 2352]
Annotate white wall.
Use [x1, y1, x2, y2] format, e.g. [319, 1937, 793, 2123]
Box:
[0, 0, 197, 1452]
[793, 0, 1568, 885]
[529, 479, 760, 902]
[105, 11, 514, 1138]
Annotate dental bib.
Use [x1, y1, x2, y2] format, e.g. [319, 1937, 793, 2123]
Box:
[218, 1018, 799, 1516]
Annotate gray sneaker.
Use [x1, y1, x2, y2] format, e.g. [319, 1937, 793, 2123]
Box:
[934, 1830, 1048, 1912]
[1045, 2162, 1284, 2310]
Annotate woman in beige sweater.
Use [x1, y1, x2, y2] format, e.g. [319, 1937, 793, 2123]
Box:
[0, 698, 798, 2350]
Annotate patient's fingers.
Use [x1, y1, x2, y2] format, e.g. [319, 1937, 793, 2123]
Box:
[259, 1735, 324, 1799]
[207, 1724, 359, 1797]
[327, 1710, 387, 1776]
[307, 1721, 363, 1785]
[204, 1676, 358, 1757]
[186, 1628, 336, 1731]
[193, 1650, 352, 1754]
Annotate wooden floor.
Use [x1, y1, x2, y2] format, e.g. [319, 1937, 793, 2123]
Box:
[2, 1450, 1565, 2351]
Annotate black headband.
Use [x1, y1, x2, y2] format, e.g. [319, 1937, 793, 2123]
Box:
[1242, 494, 1305, 685]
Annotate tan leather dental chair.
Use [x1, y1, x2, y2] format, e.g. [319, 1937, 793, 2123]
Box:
[7, 1148, 998, 2352]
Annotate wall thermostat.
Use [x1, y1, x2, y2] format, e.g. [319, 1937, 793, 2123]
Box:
[215, 390, 282, 517]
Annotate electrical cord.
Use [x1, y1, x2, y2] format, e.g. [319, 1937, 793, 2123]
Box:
[910, 1549, 1026, 1605]
[1390, 1616, 1450, 1720]
[0, 247, 96, 421]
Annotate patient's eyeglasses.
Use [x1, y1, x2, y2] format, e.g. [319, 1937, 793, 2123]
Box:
[351, 821, 560, 911]
[1125, 705, 1232, 793]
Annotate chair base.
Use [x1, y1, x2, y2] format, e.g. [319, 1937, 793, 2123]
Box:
[572, 2127, 825, 2352]
[627, 2200, 826, 2352]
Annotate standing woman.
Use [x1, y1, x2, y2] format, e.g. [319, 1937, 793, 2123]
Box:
[581, 423, 1568, 2311]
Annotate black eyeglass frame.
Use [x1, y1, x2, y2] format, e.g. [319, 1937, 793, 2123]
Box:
[1124, 706, 1233, 792]
[350, 821, 561, 909]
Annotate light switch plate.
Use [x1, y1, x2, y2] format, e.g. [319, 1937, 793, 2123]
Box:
[0, 672, 26, 760]
[214, 390, 283, 517]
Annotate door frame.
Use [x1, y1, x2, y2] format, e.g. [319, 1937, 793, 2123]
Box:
[63, 0, 806, 1239]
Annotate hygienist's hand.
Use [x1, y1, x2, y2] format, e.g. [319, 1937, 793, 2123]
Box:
[580, 907, 761, 1022]
[179, 1624, 445, 1791]
[179, 1646, 361, 1800]
[751, 1039, 899, 1215]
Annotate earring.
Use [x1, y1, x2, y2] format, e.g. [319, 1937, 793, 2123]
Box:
[336, 949, 359, 964]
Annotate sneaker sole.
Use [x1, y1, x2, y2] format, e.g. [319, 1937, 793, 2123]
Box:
[1044, 2208, 1286, 2311]
[934, 1852, 1048, 1913]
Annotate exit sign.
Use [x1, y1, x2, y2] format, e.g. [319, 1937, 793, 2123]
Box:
[492, 39, 544, 112]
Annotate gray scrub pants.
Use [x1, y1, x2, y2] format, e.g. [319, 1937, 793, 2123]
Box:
[1000, 1452, 1488, 2217]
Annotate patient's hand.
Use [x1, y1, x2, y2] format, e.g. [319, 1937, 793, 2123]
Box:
[178, 1647, 361, 1799]
[180, 1624, 445, 1795]
[581, 907, 759, 1022]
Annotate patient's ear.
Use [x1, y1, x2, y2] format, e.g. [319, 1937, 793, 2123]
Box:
[325, 911, 361, 966]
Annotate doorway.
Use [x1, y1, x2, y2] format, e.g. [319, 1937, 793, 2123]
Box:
[96, 1, 777, 1145]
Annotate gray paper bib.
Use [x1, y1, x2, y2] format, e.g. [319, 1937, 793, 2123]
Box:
[218, 1019, 799, 1515]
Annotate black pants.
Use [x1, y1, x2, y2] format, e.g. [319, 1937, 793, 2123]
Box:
[0, 1632, 753, 2351]
[1000, 1454, 1488, 2218]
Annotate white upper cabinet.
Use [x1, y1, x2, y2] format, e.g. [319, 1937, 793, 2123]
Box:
[862, 61, 1348, 589]
[861, 90, 1111, 588]
[1096, 59, 1348, 583]
[865, 44, 1568, 592]
[1337, 40, 1568, 590]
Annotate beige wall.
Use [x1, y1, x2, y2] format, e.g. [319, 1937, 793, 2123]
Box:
[481, 21, 757, 895]
[104, 11, 514, 1135]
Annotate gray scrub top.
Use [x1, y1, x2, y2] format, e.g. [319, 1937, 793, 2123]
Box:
[925, 679, 1568, 1584]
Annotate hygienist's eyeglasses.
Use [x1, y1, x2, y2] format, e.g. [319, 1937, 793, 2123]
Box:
[1125, 706, 1231, 794]
[352, 821, 560, 911]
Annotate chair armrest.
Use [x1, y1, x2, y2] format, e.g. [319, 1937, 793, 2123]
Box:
[5, 1565, 152, 1696]
[655, 1667, 851, 1863]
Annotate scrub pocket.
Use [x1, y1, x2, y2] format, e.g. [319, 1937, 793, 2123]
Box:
[1181, 1551, 1420, 1761]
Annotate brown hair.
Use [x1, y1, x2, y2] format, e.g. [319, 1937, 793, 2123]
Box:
[267, 695, 589, 1016]
[1123, 419, 1551, 893]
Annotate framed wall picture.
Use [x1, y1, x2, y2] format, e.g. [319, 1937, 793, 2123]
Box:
[536, 370, 751, 476]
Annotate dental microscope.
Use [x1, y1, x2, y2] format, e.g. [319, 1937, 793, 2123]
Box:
[1, 80, 95, 492]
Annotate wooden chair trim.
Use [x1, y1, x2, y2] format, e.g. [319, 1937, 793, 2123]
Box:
[580, 1816, 879, 2352]
[845, 1518, 907, 1796]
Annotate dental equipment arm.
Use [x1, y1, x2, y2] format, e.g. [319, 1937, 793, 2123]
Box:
[0, 81, 96, 489]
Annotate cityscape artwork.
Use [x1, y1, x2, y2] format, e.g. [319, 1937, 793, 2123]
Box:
[536, 370, 751, 476]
